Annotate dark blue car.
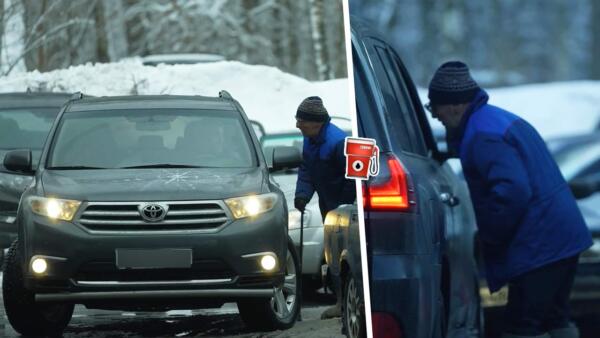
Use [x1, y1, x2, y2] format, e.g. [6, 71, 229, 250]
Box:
[344, 18, 483, 338]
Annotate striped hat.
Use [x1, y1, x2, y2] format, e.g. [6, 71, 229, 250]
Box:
[296, 96, 329, 122]
[428, 61, 480, 105]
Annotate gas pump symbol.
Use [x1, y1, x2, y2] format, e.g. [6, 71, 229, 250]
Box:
[344, 137, 379, 180]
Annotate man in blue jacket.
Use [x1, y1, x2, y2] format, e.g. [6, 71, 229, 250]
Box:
[427, 61, 592, 338]
[294, 96, 356, 318]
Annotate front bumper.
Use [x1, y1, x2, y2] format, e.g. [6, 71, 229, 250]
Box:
[21, 208, 287, 300]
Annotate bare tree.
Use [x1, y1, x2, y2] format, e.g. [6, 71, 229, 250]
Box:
[0, 0, 4, 63]
[309, 0, 328, 80]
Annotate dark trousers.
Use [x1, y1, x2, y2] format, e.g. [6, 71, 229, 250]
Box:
[504, 255, 579, 335]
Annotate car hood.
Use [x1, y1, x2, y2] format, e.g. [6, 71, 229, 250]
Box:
[41, 167, 265, 201]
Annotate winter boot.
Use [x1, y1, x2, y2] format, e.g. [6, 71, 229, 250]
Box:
[501, 333, 550, 338]
[548, 325, 580, 338]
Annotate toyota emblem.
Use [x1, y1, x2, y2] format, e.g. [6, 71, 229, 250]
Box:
[140, 203, 167, 222]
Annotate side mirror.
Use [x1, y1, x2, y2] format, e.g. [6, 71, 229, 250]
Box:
[569, 175, 600, 200]
[271, 146, 302, 172]
[4, 149, 33, 174]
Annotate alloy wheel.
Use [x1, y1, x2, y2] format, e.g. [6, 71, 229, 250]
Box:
[345, 277, 362, 338]
[270, 248, 297, 319]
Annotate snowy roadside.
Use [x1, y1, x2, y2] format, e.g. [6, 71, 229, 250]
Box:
[0, 59, 350, 133]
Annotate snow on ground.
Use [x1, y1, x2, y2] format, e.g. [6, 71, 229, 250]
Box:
[0, 58, 351, 133]
[420, 82, 600, 139]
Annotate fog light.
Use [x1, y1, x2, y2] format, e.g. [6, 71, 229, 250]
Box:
[32, 258, 47, 274]
[261, 255, 277, 271]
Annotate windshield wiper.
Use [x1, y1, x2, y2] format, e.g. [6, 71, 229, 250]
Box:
[47, 166, 108, 170]
[119, 164, 209, 169]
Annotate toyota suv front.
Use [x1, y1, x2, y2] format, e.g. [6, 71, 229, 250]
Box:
[2, 92, 302, 336]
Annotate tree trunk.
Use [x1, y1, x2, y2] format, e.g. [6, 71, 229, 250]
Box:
[592, 0, 600, 79]
[309, 0, 328, 80]
[0, 0, 5, 67]
[102, 0, 127, 61]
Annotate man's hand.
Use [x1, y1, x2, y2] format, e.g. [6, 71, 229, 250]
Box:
[294, 197, 308, 212]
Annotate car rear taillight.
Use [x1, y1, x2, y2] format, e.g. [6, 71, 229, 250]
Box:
[363, 154, 411, 211]
[372, 312, 403, 338]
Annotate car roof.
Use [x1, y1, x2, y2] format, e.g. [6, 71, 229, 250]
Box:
[0, 92, 72, 108]
[66, 95, 237, 112]
[142, 53, 225, 65]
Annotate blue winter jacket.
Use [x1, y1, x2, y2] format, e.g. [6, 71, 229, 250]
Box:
[295, 120, 356, 218]
[455, 90, 592, 292]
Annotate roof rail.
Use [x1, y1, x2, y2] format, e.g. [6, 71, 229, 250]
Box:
[219, 90, 233, 100]
[70, 92, 84, 101]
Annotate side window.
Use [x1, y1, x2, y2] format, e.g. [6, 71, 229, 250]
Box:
[371, 41, 426, 156]
[381, 48, 427, 156]
[367, 42, 414, 153]
[389, 49, 439, 156]
[353, 47, 387, 144]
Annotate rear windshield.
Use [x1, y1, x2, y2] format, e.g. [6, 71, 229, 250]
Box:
[47, 109, 256, 169]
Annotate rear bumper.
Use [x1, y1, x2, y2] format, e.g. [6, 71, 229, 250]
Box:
[369, 254, 439, 337]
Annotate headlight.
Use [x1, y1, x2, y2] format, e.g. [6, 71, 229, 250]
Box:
[288, 209, 310, 229]
[29, 197, 81, 221]
[225, 193, 278, 219]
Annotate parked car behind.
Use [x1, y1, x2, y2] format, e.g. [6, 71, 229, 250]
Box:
[549, 132, 600, 302]
[2, 92, 301, 336]
[324, 203, 364, 337]
[142, 53, 225, 66]
[331, 18, 483, 338]
[0, 92, 71, 260]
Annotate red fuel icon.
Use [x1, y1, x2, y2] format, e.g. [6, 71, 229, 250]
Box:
[344, 137, 379, 180]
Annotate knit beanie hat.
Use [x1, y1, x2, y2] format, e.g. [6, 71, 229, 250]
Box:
[428, 61, 480, 105]
[296, 96, 329, 122]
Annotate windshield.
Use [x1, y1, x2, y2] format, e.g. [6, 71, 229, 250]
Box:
[48, 109, 256, 169]
[553, 141, 600, 181]
[0, 107, 61, 164]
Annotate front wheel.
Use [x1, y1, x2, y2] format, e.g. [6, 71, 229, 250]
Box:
[342, 271, 366, 338]
[3, 239, 74, 336]
[238, 237, 301, 331]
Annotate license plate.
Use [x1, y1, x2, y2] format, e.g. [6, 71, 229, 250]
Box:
[116, 249, 192, 269]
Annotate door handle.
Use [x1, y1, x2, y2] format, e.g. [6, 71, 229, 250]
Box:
[439, 193, 460, 207]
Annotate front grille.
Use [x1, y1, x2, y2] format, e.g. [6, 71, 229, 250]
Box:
[75, 259, 235, 282]
[77, 201, 230, 232]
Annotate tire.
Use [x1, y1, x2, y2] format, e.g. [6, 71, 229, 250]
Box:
[238, 237, 301, 331]
[342, 271, 366, 338]
[3, 239, 74, 336]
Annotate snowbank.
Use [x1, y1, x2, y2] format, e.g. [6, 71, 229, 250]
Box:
[0, 59, 351, 133]
[420, 82, 600, 139]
